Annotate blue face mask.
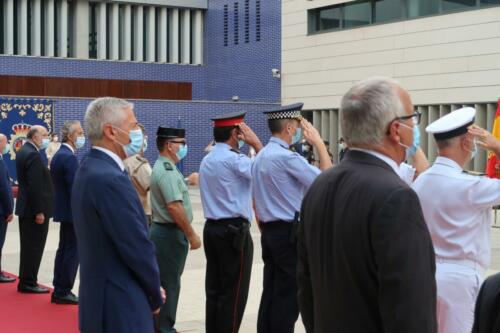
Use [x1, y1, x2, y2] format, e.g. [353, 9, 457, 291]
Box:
[176, 144, 188, 160]
[238, 140, 245, 149]
[292, 127, 302, 145]
[398, 122, 418, 160]
[2, 143, 10, 155]
[40, 138, 50, 150]
[114, 127, 143, 157]
[143, 139, 148, 152]
[75, 136, 85, 149]
[469, 139, 478, 160]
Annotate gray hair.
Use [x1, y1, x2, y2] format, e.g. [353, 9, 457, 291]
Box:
[340, 77, 406, 147]
[84, 97, 133, 143]
[61, 120, 81, 143]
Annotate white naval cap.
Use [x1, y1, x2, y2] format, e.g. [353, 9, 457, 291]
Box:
[426, 107, 476, 140]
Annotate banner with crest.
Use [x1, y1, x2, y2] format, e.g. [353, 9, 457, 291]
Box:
[0, 98, 54, 182]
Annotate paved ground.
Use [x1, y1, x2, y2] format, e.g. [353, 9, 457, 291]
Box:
[4, 187, 500, 332]
[2, 188, 306, 332]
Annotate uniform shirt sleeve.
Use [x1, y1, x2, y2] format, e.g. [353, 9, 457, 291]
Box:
[469, 177, 500, 209]
[399, 163, 416, 186]
[134, 162, 152, 192]
[286, 153, 321, 188]
[158, 172, 183, 204]
[231, 154, 252, 180]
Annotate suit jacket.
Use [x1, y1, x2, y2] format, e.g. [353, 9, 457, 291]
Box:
[50, 144, 78, 223]
[72, 148, 162, 333]
[472, 272, 500, 333]
[298, 150, 437, 333]
[0, 158, 13, 219]
[15, 141, 53, 218]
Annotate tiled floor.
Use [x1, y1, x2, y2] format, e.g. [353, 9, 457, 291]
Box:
[3, 188, 500, 332]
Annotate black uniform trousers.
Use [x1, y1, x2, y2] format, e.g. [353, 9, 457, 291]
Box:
[204, 217, 253, 333]
[0, 216, 7, 272]
[257, 221, 299, 333]
[18, 216, 49, 287]
[53, 222, 79, 296]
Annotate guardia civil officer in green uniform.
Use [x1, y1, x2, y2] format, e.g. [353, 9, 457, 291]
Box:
[150, 126, 202, 333]
[200, 111, 263, 333]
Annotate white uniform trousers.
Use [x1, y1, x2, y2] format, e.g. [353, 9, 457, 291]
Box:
[436, 261, 484, 333]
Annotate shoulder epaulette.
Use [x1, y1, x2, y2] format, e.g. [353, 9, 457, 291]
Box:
[230, 148, 240, 154]
[462, 170, 486, 176]
[163, 162, 173, 171]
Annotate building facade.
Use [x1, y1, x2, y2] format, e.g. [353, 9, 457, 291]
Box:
[0, 0, 281, 174]
[283, 0, 500, 171]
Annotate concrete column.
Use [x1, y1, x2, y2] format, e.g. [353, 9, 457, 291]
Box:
[4, 0, 14, 55]
[146, 6, 156, 62]
[122, 4, 132, 60]
[158, 7, 168, 63]
[110, 3, 120, 60]
[180, 9, 191, 64]
[17, 0, 29, 55]
[169, 8, 179, 63]
[73, 0, 89, 59]
[133, 5, 144, 61]
[31, 0, 42, 56]
[193, 10, 203, 65]
[58, 0, 68, 57]
[97, 2, 107, 59]
[44, 0, 55, 56]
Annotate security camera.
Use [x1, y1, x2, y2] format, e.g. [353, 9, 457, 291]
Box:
[271, 68, 281, 79]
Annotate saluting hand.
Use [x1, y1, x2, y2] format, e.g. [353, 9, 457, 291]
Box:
[238, 123, 263, 152]
[301, 119, 324, 148]
[468, 125, 500, 153]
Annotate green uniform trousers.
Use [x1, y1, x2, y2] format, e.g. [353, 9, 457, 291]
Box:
[150, 222, 189, 333]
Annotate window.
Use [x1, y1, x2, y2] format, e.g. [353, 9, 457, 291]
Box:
[223, 5, 228, 46]
[481, 0, 500, 5]
[309, 0, 500, 34]
[89, 2, 98, 59]
[315, 7, 341, 31]
[234, 2, 239, 45]
[343, 1, 371, 28]
[256, 0, 261, 41]
[374, 0, 403, 23]
[406, 0, 439, 18]
[244, 0, 250, 43]
[442, 0, 477, 12]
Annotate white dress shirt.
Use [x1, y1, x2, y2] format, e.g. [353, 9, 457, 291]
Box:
[92, 146, 125, 172]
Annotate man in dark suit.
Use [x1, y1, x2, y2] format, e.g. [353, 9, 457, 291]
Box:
[72, 97, 164, 332]
[0, 133, 14, 283]
[15, 125, 53, 293]
[50, 120, 85, 305]
[472, 272, 500, 333]
[298, 77, 437, 333]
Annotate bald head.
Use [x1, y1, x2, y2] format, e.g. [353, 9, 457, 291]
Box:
[27, 125, 49, 149]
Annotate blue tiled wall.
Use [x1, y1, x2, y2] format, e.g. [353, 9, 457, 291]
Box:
[0, 0, 281, 173]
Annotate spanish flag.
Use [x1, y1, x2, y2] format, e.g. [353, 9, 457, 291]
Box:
[486, 98, 500, 178]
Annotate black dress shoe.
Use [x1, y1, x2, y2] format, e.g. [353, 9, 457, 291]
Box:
[0, 273, 15, 283]
[51, 292, 78, 305]
[17, 284, 50, 294]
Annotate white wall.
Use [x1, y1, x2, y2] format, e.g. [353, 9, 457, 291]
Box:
[282, 1, 500, 109]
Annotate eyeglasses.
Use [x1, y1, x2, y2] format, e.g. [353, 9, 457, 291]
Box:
[394, 111, 421, 125]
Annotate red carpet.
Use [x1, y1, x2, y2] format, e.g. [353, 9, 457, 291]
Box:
[0, 273, 78, 332]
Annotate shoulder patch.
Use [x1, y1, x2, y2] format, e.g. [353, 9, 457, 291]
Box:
[163, 162, 173, 171]
[462, 170, 486, 177]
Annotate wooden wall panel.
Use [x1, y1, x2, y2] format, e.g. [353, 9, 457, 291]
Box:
[0, 75, 192, 101]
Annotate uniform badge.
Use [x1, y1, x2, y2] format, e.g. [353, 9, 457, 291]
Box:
[163, 162, 173, 171]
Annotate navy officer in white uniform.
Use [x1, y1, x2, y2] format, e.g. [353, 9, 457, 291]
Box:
[412, 107, 500, 333]
[199, 111, 263, 333]
[252, 103, 333, 333]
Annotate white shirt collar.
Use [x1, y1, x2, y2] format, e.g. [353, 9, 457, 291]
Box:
[62, 143, 75, 154]
[350, 148, 400, 175]
[434, 156, 463, 171]
[92, 146, 125, 172]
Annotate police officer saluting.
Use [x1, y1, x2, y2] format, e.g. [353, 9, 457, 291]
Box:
[149, 126, 201, 333]
[252, 103, 333, 333]
[200, 111, 263, 333]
